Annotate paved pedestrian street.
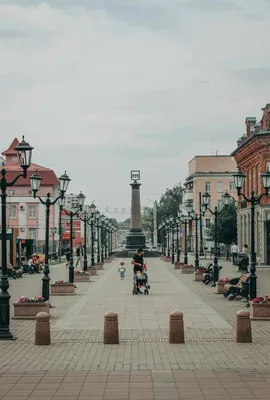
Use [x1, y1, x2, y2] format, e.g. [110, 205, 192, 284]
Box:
[2, 258, 270, 399]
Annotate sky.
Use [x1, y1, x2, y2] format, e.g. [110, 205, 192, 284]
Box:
[1, 0, 270, 221]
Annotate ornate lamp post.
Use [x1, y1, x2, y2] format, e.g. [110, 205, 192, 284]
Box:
[87, 203, 97, 266]
[202, 191, 231, 286]
[100, 215, 105, 263]
[30, 171, 71, 300]
[0, 136, 33, 340]
[62, 192, 85, 283]
[95, 211, 101, 264]
[162, 221, 166, 256]
[165, 218, 171, 258]
[175, 214, 181, 263]
[169, 216, 176, 264]
[58, 197, 65, 262]
[233, 170, 270, 301]
[187, 207, 202, 269]
[179, 209, 190, 265]
[79, 210, 91, 272]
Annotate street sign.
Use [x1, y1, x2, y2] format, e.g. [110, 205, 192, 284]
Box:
[131, 170, 140, 181]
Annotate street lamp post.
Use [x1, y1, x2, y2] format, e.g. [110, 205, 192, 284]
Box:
[79, 211, 91, 272]
[58, 199, 64, 262]
[169, 216, 175, 264]
[95, 212, 101, 264]
[199, 192, 204, 256]
[62, 192, 85, 283]
[165, 219, 170, 258]
[179, 210, 190, 265]
[233, 170, 270, 301]
[185, 201, 202, 269]
[202, 191, 231, 286]
[87, 203, 97, 267]
[176, 215, 181, 263]
[30, 171, 71, 300]
[0, 136, 33, 340]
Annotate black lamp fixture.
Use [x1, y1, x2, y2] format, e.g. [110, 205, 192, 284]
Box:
[30, 170, 71, 300]
[202, 190, 231, 286]
[0, 136, 33, 340]
[61, 190, 85, 283]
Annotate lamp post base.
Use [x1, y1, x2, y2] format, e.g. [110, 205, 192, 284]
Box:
[0, 291, 16, 340]
[69, 264, 74, 284]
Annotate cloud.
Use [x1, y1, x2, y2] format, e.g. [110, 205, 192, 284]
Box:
[0, 0, 270, 220]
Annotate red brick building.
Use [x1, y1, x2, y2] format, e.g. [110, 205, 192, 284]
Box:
[231, 104, 270, 265]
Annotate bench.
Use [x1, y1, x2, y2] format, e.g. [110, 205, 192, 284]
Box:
[224, 273, 249, 300]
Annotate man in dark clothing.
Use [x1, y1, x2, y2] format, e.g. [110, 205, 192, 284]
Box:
[132, 248, 144, 274]
[132, 248, 144, 293]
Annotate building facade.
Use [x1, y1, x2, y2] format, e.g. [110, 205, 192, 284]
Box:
[232, 104, 270, 265]
[184, 155, 238, 251]
[1, 139, 59, 248]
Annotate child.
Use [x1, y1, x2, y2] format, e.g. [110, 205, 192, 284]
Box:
[118, 261, 126, 280]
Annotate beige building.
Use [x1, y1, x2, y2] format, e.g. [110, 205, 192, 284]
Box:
[184, 155, 238, 250]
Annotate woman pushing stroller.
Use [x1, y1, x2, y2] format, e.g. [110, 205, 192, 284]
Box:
[132, 248, 150, 295]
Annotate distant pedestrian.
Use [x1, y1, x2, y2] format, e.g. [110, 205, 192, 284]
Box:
[76, 244, 83, 269]
[230, 242, 239, 265]
[118, 261, 126, 280]
[242, 244, 249, 254]
[65, 245, 71, 262]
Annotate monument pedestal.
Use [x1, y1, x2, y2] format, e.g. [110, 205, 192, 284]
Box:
[125, 177, 146, 250]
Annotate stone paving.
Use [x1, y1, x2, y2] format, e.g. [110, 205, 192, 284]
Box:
[1, 256, 270, 399]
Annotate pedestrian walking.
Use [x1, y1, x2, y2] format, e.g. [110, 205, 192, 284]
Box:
[230, 242, 239, 265]
[76, 244, 83, 269]
[118, 261, 126, 280]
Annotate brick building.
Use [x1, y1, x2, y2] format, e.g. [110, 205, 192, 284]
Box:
[231, 103, 270, 265]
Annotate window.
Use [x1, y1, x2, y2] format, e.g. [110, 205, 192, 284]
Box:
[205, 218, 211, 228]
[229, 181, 235, 191]
[9, 205, 16, 219]
[217, 181, 223, 193]
[28, 228, 36, 240]
[205, 181, 211, 192]
[8, 190, 15, 196]
[28, 205, 36, 218]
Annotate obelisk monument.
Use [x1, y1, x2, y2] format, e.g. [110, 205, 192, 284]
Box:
[126, 170, 146, 251]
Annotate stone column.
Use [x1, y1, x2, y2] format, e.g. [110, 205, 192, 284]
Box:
[126, 180, 146, 250]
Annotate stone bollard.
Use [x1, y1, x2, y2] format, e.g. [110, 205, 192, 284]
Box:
[35, 312, 51, 345]
[236, 310, 252, 343]
[169, 311, 185, 344]
[104, 312, 119, 344]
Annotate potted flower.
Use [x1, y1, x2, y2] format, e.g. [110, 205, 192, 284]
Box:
[13, 296, 49, 319]
[215, 277, 229, 294]
[251, 295, 270, 320]
[181, 264, 195, 274]
[74, 269, 91, 282]
[50, 280, 76, 296]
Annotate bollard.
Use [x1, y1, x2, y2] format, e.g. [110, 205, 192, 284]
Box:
[35, 312, 51, 345]
[236, 310, 252, 343]
[104, 312, 119, 344]
[169, 311, 185, 344]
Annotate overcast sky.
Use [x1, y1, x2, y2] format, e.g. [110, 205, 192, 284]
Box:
[1, 0, 270, 221]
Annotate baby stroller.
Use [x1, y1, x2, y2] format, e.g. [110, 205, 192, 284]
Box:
[133, 267, 150, 295]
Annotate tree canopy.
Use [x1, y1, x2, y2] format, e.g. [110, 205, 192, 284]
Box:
[206, 200, 237, 245]
[158, 183, 185, 222]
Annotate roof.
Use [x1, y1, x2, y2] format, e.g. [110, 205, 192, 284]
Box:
[2, 138, 19, 156]
[231, 130, 270, 157]
[3, 163, 59, 186]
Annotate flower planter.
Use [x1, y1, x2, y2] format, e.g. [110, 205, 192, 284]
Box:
[95, 262, 104, 270]
[88, 267, 98, 276]
[193, 270, 204, 282]
[251, 302, 270, 320]
[51, 283, 76, 296]
[180, 264, 195, 274]
[215, 282, 227, 294]
[74, 273, 91, 282]
[13, 301, 49, 319]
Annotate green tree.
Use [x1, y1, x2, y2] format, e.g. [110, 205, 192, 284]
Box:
[158, 183, 185, 222]
[207, 200, 237, 245]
